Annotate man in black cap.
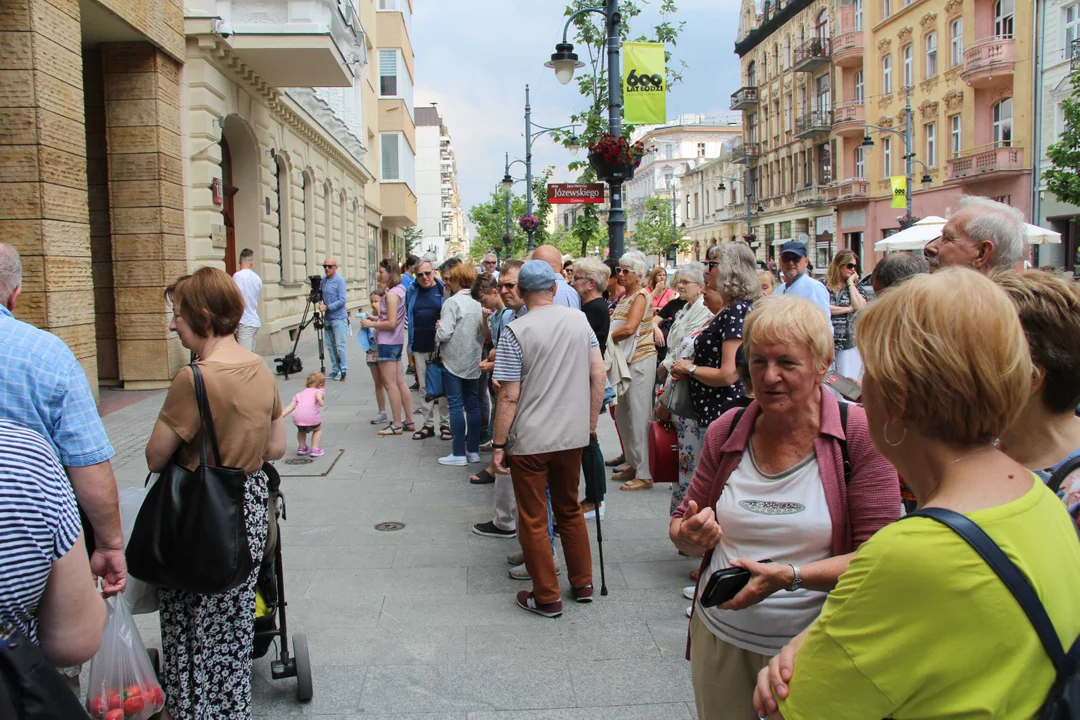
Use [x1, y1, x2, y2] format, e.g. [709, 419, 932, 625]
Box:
[776, 239, 830, 318]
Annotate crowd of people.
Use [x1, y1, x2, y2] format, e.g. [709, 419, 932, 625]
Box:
[1, 193, 1079, 719]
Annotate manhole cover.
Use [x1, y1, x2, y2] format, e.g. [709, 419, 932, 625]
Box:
[284, 458, 314, 465]
[374, 521, 406, 532]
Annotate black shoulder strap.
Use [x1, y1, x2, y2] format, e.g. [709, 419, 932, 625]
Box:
[1048, 456, 1080, 495]
[191, 364, 223, 467]
[838, 402, 852, 485]
[907, 507, 1068, 672]
[726, 407, 747, 444]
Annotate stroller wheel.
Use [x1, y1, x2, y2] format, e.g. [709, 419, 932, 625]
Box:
[293, 633, 313, 702]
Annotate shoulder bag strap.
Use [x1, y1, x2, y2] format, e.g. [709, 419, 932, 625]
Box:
[1048, 455, 1080, 495]
[837, 402, 852, 484]
[190, 364, 224, 467]
[907, 507, 1067, 671]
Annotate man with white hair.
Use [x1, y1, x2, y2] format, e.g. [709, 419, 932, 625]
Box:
[0, 243, 127, 600]
[481, 252, 500, 280]
[924, 195, 1026, 274]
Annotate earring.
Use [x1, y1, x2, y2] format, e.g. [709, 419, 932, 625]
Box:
[883, 420, 907, 447]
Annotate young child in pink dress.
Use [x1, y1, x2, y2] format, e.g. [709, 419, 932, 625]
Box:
[283, 371, 326, 457]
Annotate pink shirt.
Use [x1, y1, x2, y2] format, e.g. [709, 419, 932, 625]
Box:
[291, 387, 324, 427]
[377, 284, 407, 345]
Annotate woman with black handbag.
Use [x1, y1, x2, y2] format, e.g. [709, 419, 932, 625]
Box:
[144, 267, 285, 720]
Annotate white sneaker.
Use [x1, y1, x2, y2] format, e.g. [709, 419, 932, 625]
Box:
[686, 606, 692, 618]
[438, 454, 467, 467]
[507, 551, 524, 565]
[682, 585, 696, 600]
[466, 452, 482, 463]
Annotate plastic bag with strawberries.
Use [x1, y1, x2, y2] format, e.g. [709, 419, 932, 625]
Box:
[84, 595, 166, 720]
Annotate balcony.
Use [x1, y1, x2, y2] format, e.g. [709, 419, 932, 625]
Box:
[832, 30, 864, 67]
[825, 178, 870, 204]
[961, 37, 1016, 88]
[792, 38, 831, 72]
[381, 182, 418, 225]
[224, 0, 364, 87]
[794, 110, 833, 139]
[1073, 40, 1080, 72]
[832, 102, 865, 137]
[730, 86, 760, 111]
[795, 185, 828, 207]
[946, 144, 1025, 182]
[733, 142, 760, 164]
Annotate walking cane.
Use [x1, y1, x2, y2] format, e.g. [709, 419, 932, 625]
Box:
[590, 434, 608, 596]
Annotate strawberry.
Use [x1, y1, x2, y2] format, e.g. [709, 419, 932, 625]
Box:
[123, 695, 145, 715]
[153, 686, 165, 706]
[87, 697, 105, 717]
[107, 694, 123, 710]
[124, 685, 143, 699]
[106, 710, 124, 720]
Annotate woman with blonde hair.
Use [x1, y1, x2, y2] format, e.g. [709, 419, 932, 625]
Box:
[754, 269, 1080, 720]
[647, 266, 677, 309]
[757, 268, 776, 297]
[435, 261, 485, 466]
[825, 249, 867, 392]
[361, 259, 415, 435]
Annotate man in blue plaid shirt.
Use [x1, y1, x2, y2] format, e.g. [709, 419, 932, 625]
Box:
[0, 243, 126, 597]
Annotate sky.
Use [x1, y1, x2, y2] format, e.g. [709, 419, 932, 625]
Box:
[410, 0, 745, 235]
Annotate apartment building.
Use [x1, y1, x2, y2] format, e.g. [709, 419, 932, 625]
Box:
[415, 105, 466, 261]
[677, 142, 757, 260]
[733, 0, 1033, 268]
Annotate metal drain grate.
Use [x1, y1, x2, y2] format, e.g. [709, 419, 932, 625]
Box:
[374, 521, 406, 532]
[284, 458, 314, 465]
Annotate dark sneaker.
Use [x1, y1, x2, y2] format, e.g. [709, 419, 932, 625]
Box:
[516, 590, 562, 618]
[572, 584, 594, 604]
[472, 521, 516, 539]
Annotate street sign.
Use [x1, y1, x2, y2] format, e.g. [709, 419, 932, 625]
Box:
[547, 183, 606, 205]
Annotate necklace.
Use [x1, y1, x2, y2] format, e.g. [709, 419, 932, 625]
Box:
[934, 445, 997, 484]
[199, 341, 228, 360]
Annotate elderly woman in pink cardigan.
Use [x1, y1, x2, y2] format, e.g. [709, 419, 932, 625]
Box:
[668, 295, 901, 720]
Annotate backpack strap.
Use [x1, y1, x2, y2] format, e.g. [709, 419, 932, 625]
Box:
[837, 402, 851, 485]
[726, 407, 747, 444]
[906, 507, 1068, 672]
[1047, 455, 1080, 495]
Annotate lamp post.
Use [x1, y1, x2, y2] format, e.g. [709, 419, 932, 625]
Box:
[546, 0, 625, 258]
[716, 168, 755, 239]
[859, 85, 933, 220]
[520, 85, 581, 252]
[664, 168, 678, 265]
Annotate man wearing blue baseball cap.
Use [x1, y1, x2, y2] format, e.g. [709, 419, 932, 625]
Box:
[490, 260, 605, 618]
[776, 239, 830, 318]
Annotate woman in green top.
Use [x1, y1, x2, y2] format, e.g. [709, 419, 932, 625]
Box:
[753, 267, 1080, 720]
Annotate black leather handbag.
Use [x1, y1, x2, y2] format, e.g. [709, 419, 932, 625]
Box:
[127, 364, 255, 594]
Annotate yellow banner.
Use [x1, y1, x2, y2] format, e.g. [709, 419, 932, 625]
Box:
[623, 42, 666, 124]
[890, 176, 907, 209]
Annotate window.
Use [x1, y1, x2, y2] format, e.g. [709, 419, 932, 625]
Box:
[816, 73, 831, 113]
[926, 122, 936, 166]
[664, 143, 675, 159]
[748, 113, 759, 143]
[925, 32, 938, 77]
[785, 36, 791, 67]
[379, 49, 397, 96]
[882, 55, 893, 94]
[1066, 5, 1080, 58]
[995, 0, 1014, 38]
[883, 0, 891, 18]
[903, 45, 913, 88]
[950, 114, 962, 157]
[882, 137, 892, 177]
[992, 98, 1013, 147]
[816, 10, 829, 41]
[747, 60, 757, 86]
[854, 70, 864, 104]
[378, 0, 396, 7]
[854, 0, 863, 30]
[950, 19, 963, 67]
[855, 145, 865, 177]
[697, 142, 706, 157]
[381, 132, 400, 180]
[773, 100, 780, 136]
[785, 92, 793, 131]
[763, 54, 768, 79]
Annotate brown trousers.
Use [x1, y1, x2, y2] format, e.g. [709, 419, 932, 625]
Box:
[509, 448, 593, 604]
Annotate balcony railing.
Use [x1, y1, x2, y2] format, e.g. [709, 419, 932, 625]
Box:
[961, 36, 1016, 87]
[795, 185, 827, 206]
[792, 38, 831, 72]
[825, 178, 870, 203]
[832, 30, 864, 67]
[832, 102, 865, 136]
[946, 143, 1024, 181]
[730, 86, 760, 111]
[733, 142, 760, 164]
[794, 110, 833, 138]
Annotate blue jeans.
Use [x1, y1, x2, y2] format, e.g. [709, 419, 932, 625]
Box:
[324, 318, 348, 377]
[443, 372, 480, 457]
[478, 371, 492, 445]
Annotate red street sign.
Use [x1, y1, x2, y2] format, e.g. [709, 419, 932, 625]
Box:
[547, 183, 606, 205]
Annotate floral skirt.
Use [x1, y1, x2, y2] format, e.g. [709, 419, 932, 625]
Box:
[158, 470, 269, 720]
[670, 415, 705, 515]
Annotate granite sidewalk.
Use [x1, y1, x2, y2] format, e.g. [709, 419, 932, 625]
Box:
[100, 333, 698, 719]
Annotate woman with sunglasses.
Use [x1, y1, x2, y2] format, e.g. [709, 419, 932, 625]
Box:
[825, 249, 867, 398]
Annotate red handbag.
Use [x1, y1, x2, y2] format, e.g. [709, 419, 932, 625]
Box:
[648, 420, 679, 484]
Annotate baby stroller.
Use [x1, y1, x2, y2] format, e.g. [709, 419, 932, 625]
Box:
[146, 462, 313, 710]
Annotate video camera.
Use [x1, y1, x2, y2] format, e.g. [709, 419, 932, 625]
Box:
[307, 275, 323, 303]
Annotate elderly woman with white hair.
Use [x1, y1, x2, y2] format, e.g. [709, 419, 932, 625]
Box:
[655, 261, 714, 513]
[923, 194, 1026, 274]
[610, 250, 657, 491]
[670, 295, 901, 719]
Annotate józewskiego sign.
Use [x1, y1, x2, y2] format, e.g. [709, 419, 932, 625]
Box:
[547, 183, 606, 205]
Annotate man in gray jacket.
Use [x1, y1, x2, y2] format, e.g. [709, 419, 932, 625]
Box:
[491, 261, 606, 618]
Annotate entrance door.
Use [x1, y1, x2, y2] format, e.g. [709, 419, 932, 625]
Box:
[221, 137, 238, 274]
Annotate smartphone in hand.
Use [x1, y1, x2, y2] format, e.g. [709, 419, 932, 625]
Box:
[700, 560, 773, 608]
[824, 373, 862, 403]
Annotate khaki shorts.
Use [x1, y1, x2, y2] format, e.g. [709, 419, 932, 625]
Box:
[689, 612, 772, 719]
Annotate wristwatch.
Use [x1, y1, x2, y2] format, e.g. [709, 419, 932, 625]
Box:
[689, 364, 698, 378]
[786, 564, 802, 592]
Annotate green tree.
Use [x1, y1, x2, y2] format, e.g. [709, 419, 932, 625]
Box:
[570, 204, 608, 257]
[1046, 72, 1080, 208]
[467, 190, 530, 261]
[632, 194, 688, 260]
[403, 226, 424, 257]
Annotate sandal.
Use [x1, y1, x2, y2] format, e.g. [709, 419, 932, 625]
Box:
[440, 427, 452, 441]
[403, 421, 416, 432]
[619, 478, 654, 491]
[469, 468, 496, 485]
[377, 424, 403, 436]
[604, 454, 625, 467]
[611, 467, 636, 483]
[413, 426, 435, 440]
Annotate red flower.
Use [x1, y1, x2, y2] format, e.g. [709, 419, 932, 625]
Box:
[588, 134, 647, 168]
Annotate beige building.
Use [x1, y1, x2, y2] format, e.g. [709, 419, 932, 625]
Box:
[0, 0, 417, 395]
[677, 140, 758, 261]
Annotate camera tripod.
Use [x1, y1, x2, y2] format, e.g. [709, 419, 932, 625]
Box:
[274, 290, 326, 379]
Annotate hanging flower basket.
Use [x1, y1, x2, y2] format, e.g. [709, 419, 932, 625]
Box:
[896, 214, 920, 230]
[587, 134, 646, 183]
[518, 215, 539, 233]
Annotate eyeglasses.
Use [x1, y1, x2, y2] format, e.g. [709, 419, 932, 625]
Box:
[323, 264, 336, 269]
[844, 263, 857, 270]
[615, 267, 631, 275]
[498, 282, 518, 290]
[418, 271, 434, 277]
[706, 261, 719, 270]
[572, 276, 587, 283]
[483, 260, 496, 265]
